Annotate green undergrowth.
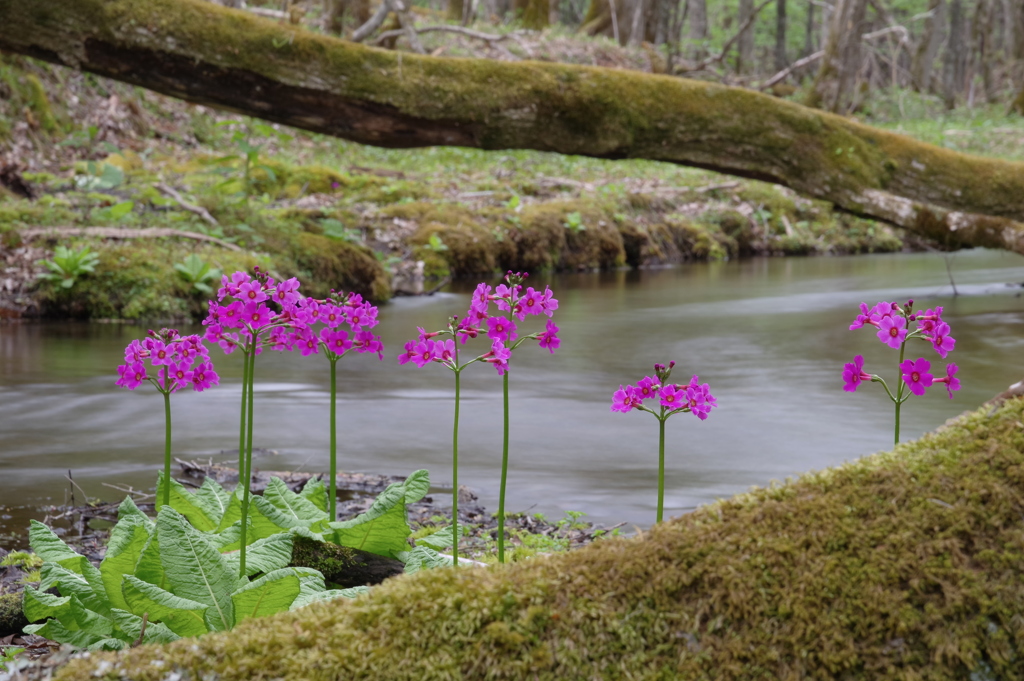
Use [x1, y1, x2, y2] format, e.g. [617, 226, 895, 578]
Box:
[56, 397, 1024, 680]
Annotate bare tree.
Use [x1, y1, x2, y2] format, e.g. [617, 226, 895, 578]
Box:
[807, 0, 868, 112]
[737, 0, 755, 74]
[911, 0, 946, 93]
[687, 0, 707, 58]
[943, 0, 966, 108]
[775, 0, 787, 71]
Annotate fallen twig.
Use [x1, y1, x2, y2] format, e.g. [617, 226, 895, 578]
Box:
[154, 182, 219, 226]
[759, 50, 825, 91]
[20, 226, 243, 252]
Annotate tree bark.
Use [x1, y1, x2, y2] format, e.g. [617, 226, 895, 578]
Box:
[5, 0, 1024, 255]
[802, 0, 814, 57]
[774, 0, 787, 72]
[513, 0, 549, 29]
[910, 0, 944, 93]
[943, 0, 966, 108]
[807, 0, 868, 113]
[687, 0, 707, 58]
[737, 0, 755, 75]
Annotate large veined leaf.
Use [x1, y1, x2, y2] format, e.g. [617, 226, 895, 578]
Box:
[133, 533, 167, 590]
[403, 469, 431, 504]
[328, 482, 411, 558]
[209, 522, 243, 550]
[221, 533, 294, 578]
[109, 608, 179, 645]
[38, 562, 109, 618]
[290, 586, 370, 611]
[87, 638, 129, 652]
[216, 489, 290, 541]
[156, 508, 236, 632]
[299, 477, 328, 513]
[22, 586, 71, 623]
[23, 618, 103, 650]
[121, 575, 209, 639]
[156, 471, 218, 532]
[251, 495, 315, 532]
[264, 477, 327, 525]
[192, 477, 231, 526]
[116, 496, 154, 531]
[230, 568, 301, 624]
[416, 525, 457, 550]
[67, 594, 114, 639]
[28, 520, 80, 564]
[397, 546, 455, 574]
[100, 515, 151, 610]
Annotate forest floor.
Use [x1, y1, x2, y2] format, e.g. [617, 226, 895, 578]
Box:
[3, 35, 1023, 321]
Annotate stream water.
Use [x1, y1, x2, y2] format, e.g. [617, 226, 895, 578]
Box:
[2, 249, 1023, 546]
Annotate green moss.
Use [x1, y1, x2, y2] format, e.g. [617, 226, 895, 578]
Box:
[0, 592, 26, 637]
[25, 74, 57, 133]
[57, 397, 1024, 680]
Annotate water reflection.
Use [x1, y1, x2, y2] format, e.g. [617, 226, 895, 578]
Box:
[1, 250, 1023, 543]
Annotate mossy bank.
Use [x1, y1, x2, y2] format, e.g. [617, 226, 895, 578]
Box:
[56, 396, 1024, 680]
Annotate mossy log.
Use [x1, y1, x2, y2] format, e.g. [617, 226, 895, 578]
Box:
[54, 397, 1024, 679]
[4, 0, 1024, 255]
[0, 592, 27, 637]
[289, 536, 405, 588]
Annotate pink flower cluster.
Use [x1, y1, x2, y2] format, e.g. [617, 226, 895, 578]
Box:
[611, 363, 717, 420]
[398, 272, 559, 375]
[116, 329, 219, 392]
[849, 301, 955, 357]
[844, 299, 961, 399]
[201, 269, 383, 360]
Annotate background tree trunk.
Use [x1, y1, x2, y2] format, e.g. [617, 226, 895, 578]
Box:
[324, 0, 346, 34]
[687, 0, 707, 58]
[943, 0, 966, 108]
[447, 0, 464, 22]
[737, 0, 755, 74]
[911, 0, 945, 93]
[514, 0, 549, 29]
[802, 0, 815, 57]
[775, 0, 787, 72]
[807, 0, 868, 112]
[6, 0, 1024, 256]
[971, 0, 995, 103]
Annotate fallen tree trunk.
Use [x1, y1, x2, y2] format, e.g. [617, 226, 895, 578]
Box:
[3, 0, 1024, 254]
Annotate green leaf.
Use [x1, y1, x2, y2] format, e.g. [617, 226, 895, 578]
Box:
[217, 492, 291, 549]
[116, 496, 154, 530]
[23, 619, 103, 650]
[88, 638, 129, 651]
[328, 483, 411, 559]
[109, 609, 180, 645]
[106, 201, 134, 220]
[403, 469, 431, 504]
[398, 546, 454, 575]
[290, 586, 369, 611]
[38, 561, 109, 617]
[155, 471, 218, 532]
[67, 595, 114, 638]
[221, 533, 294, 578]
[193, 477, 231, 526]
[22, 586, 71, 623]
[251, 495, 310, 532]
[29, 520, 79, 564]
[230, 568, 301, 624]
[121, 575, 209, 639]
[416, 525, 456, 550]
[133, 534, 166, 590]
[97, 163, 124, 189]
[299, 478, 328, 513]
[264, 477, 327, 525]
[100, 516, 151, 611]
[156, 508, 235, 632]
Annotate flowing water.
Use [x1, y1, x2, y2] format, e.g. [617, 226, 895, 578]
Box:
[2, 249, 1023, 546]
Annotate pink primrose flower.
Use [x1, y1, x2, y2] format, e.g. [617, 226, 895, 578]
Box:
[635, 376, 660, 401]
[539, 287, 559, 317]
[848, 302, 874, 330]
[354, 330, 384, 359]
[434, 339, 455, 364]
[190, 362, 219, 391]
[321, 303, 344, 328]
[456, 317, 481, 344]
[272, 278, 301, 308]
[519, 287, 545, 316]
[928, 322, 956, 358]
[537, 320, 560, 354]
[397, 340, 417, 365]
[321, 328, 353, 356]
[412, 339, 436, 368]
[147, 340, 174, 366]
[876, 315, 907, 349]
[611, 384, 641, 413]
[471, 283, 492, 314]
[659, 383, 684, 409]
[219, 301, 245, 329]
[842, 355, 872, 393]
[900, 358, 934, 396]
[297, 329, 320, 357]
[238, 280, 268, 304]
[484, 340, 512, 375]
[486, 316, 518, 344]
[934, 362, 961, 399]
[116, 361, 147, 390]
[243, 302, 273, 329]
[298, 299, 322, 325]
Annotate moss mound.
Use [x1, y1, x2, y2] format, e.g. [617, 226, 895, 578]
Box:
[0, 592, 26, 637]
[57, 398, 1024, 680]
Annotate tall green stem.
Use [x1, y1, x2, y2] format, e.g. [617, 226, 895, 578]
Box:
[162, 371, 172, 508]
[239, 343, 256, 579]
[657, 416, 666, 524]
[237, 350, 249, 478]
[452, 368, 461, 567]
[329, 357, 338, 522]
[895, 339, 907, 446]
[498, 371, 510, 563]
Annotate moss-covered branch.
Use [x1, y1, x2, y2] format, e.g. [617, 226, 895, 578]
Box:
[54, 397, 1024, 679]
[3, 0, 1024, 253]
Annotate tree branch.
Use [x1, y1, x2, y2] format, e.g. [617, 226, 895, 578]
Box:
[4, 0, 1024, 255]
[759, 50, 824, 90]
[20, 226, 243, 251]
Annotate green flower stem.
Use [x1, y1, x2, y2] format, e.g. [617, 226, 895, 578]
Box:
[895, 337, 908, 446]
[657, 415, 666, 524]
[239, 343, 257, 579]
[329, 357, 338, 522]
[237, 349, 249, 479]
[162, 369, 172, 508]
[498, 371, 510, 563]
[452, 367, 461, 568]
